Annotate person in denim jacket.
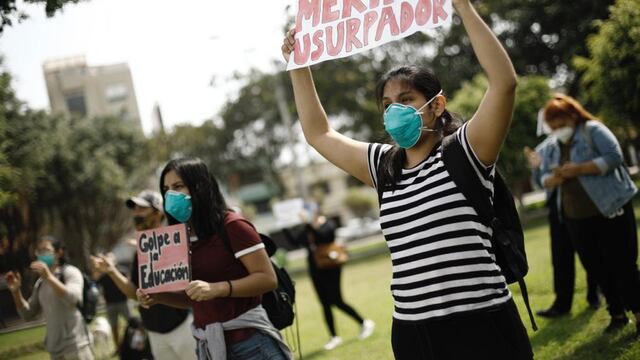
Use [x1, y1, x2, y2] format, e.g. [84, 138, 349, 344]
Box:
[540, 93, 640, 335]
[525, 138, 600, 318]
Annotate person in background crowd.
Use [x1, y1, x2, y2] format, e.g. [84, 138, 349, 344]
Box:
[91, 252, 131, 351]
[525, 141, 600, 318]
[281, 0, 533, 358]
[540, 93, 640, 334]
[5, 236, 93, 360]
[284, 209, 374, 351]
[91, 190, 196, 360]
[137, 158, 292, 360]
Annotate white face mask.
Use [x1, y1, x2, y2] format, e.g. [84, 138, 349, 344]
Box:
[552, 126, 574, 144]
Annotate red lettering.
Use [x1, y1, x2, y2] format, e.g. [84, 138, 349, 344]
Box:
[326, 22, 345, 56]
[363, 10, 379, 46]
[415, 0, 432, 26]
[296, 0, 321, 32]
[375, 6, 400, 41]
[322, 0, 340, 24]
[433, 0, 449, 24]
[345, 18, 363, 53]
[369, 0, 379, 8]
[383, 0, 394, 4]
[342, 0, 367, 18]
[293, 33, 311, 65]
[399, 2, 414, 33]
[311, 30, 325, 61]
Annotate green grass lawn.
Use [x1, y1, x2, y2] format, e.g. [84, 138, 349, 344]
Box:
[3, 216, 640, 359]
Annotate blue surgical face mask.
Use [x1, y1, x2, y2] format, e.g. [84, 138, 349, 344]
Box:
[164, 190, 192, 223]
[383, 90, 443, 149]
[37, 254, 55, 268]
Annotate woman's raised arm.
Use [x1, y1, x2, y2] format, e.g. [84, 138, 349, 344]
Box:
[283, 30, 373, 187]
[454, 0, 517, 166]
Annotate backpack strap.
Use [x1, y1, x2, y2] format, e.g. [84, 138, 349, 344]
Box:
[441, 133, 538, 331]
[441, 134, 494, 226]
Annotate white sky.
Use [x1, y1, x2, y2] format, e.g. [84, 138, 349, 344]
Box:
[0, 0, 297, 134]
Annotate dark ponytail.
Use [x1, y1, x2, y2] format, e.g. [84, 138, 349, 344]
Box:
[375, 66, 462, 190]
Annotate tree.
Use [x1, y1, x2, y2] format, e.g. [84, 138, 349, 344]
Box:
[1, 61, 152, 268]
[574, 0, 640, 131]
[0, 0, 85, 33]
[0, 60, 56, 259]
[34, 116, 152, 267]
[429, 0, 615, 92]
[343, 187, 377, 218]
[448, 75, 551, 195]
[211, 0, 613, 192]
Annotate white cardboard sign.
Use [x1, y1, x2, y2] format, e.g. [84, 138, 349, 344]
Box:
[287, 0, 453, 70]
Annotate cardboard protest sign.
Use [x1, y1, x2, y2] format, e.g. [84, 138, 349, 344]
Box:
[287, 0, 453, 70]
[137, 223, 190, 294]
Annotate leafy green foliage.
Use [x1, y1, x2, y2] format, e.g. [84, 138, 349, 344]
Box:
[0, 62, 152, 268]
[429, 0, 615, 92]
[0, 0, 84, 33]
[449, 75, 551, 194]
[574, 0, 640, 129]
[343, 187, 377, 218]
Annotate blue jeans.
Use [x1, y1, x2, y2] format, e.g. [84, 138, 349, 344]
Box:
[227, 331, 285, 360]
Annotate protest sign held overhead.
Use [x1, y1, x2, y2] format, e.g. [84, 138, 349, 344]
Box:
[287, 0, 452, 70]
[137, 223, 190, 294]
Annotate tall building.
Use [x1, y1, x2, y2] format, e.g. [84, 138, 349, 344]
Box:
[43, 55, 142, 131]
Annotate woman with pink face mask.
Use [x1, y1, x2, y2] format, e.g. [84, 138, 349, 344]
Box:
[540, 93, 640, 335]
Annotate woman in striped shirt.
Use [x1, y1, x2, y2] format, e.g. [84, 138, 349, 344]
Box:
[281, 0, 532, 358]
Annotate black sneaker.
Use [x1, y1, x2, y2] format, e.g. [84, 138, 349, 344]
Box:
[604, 316, 630, 333]
[536, 307, 569, 318]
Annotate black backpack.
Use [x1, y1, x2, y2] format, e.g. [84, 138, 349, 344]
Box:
[220, 229, 296, 330]
[441, 133, 537, 330]
[59, 264, 100, 323]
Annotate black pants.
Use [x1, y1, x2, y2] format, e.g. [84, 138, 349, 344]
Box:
[548, 205, 599, 311]
[565, 201, 640, 316]
[391, 299, 533, 360]
[310, 265, 364, 336]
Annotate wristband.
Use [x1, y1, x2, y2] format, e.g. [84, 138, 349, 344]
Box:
[226, 280, 233, 297]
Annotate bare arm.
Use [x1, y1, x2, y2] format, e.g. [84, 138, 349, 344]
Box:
[455, 0, 517, 165]
[557, 161, 601, 179]
[229, 249, 277, 297]
[106, 268, 137, 300]
[30, 261, 80, 305]
[91, 255, 137, 300]
[184, 249, 277, 302]
[6, 272, 29, 310]
[284, 33, 372, 187]
[137, 290, 192, 310]
[138, 248, 276, 308]
[6, 272, 42, 320]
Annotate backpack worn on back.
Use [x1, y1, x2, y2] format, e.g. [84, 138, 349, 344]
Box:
[441, 133, 537, 330]
[59, 264, 100, 323]
[220, 228, 296, 330]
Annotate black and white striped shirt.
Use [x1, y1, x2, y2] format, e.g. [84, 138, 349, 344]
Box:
[368, 123, 511, 322]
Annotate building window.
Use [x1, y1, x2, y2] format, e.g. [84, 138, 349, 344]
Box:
[65, 91, 87, 117]
[105, 84, 128, 103]
[119, 107, 130, 121]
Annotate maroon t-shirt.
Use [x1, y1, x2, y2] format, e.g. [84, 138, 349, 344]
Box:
[189, 212, 265, 344]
